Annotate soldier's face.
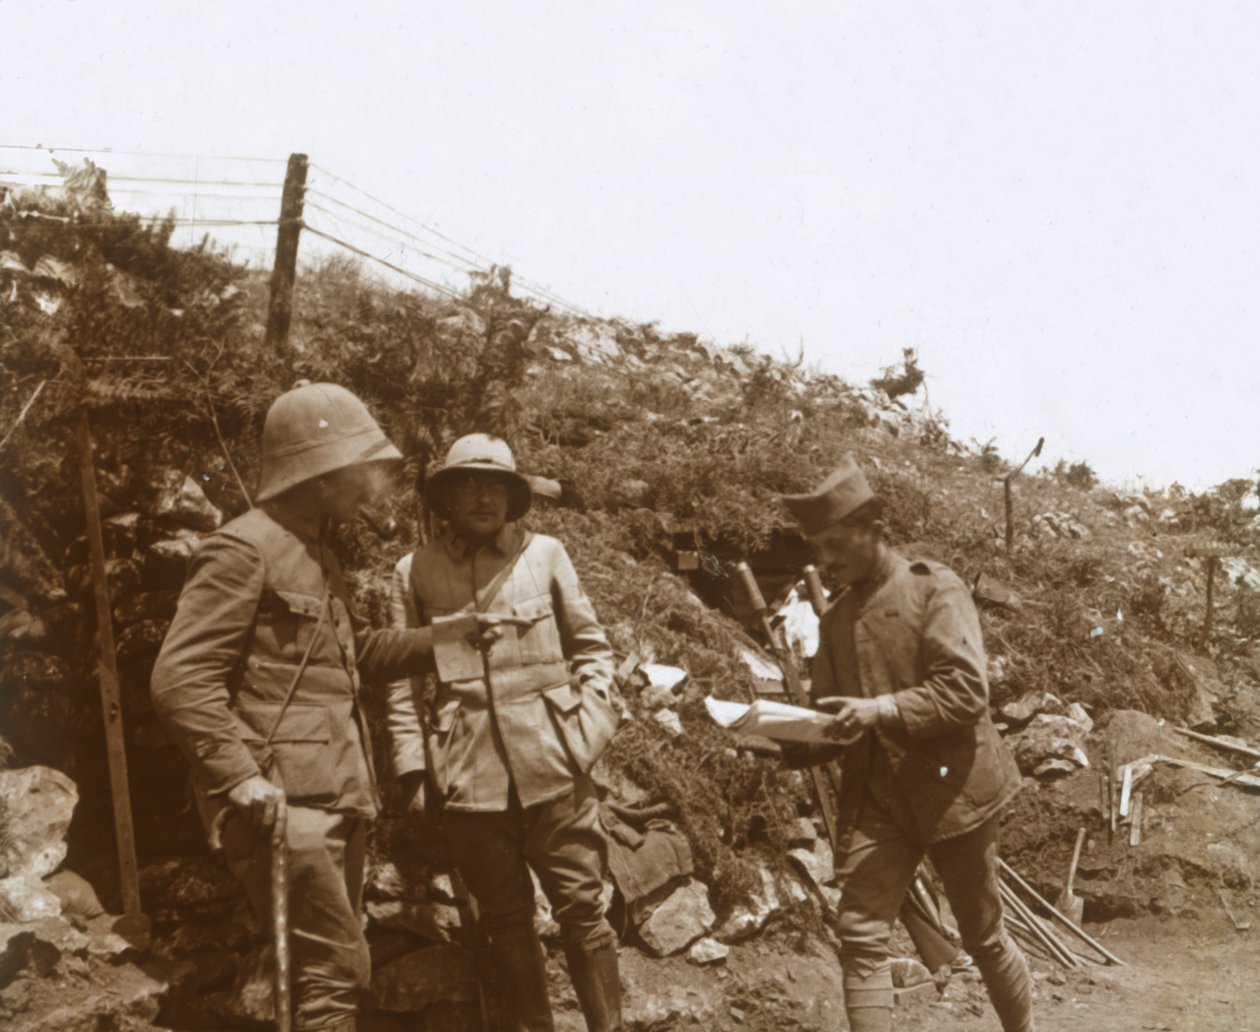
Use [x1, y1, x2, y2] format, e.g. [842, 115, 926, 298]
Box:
[444, 473, 511, 541]
[314, 463, 391, 523]
[809, 519, 883, 586]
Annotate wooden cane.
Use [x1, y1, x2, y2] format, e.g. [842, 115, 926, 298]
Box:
[271, 834, 292, 1032]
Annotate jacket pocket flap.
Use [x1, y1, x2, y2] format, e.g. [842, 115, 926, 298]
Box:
[513, 596, 554, 624]
[274, 589, 325, 619]
[543, 681, 582, 714]
[238, 702, 331, 743]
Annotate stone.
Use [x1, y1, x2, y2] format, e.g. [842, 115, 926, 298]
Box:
[1008, 714, 1090, 777]
[139, 856, 241, 922]
[786, 817, 818, 848]
[652, 709, 684, 737]
[637, 877, 715, 956]
[998, 692, 1063, 728]
[972, 573, 1022, 610]
[0, 874, 62, 922]
[115, 618, 171, 668]
[715, 865, 781, 943]
[203, 942, 274, 1026]
[143, 533, 203, 590]
[150, 469, 222, 531]
[112, 589, 178, 630]
[1066, 702, 1094, 734]
[102, 511, 142, 556]
[787, 837, 834, 891]
[687, 936, 730, 965]
[0, 654, 75, 767]
[369, 943, 478, 1011]
[44, 870, 105, 920]
[428, 873, 458, 904]
[366, 899, 456, 942]
[0, 765, 78, 879]
[890, 956, 933, 988]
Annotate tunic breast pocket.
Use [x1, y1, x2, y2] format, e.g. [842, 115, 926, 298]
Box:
[513, 595, 562, 666]
[269, 589, 332, 662]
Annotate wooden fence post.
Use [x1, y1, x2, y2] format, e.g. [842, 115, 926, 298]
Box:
[264, 153, 309, 349]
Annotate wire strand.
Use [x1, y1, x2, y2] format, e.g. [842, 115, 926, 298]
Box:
[309, 163, 591, 317]
[302, 223, 464, 301]
[305, 187, 483, 270]
[0, 143, 285, 164]
[303, 199, 472, 274]
[0, 169, 283, 188]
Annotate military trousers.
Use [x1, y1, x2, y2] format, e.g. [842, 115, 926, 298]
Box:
[442, 775, 617, 953]
[834, 789, 1034, 1032]
[223, 806, 370, 1032]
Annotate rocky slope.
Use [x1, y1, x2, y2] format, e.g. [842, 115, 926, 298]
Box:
[2, 168, 1259, 1029]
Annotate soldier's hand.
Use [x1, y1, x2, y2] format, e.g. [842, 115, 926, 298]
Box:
[399, 771, 428, 815]
[227, 774, 287, 844]
[815, 696, 882, 741]
[471, 613, 530, 649]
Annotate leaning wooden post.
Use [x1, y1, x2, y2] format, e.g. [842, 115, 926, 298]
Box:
[1186, 542, 1230, 647]
[76, 406, 142, 916]
[264, 152, 309, 350]
[1003, 436, 1045, 556]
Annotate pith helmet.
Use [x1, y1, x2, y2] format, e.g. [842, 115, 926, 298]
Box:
[255, 382, 402, 503]
[779, 454, 876, 535]
[425, 433, 532, 522]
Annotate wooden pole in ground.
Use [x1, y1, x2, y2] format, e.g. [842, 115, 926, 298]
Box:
[264, 152, 309, 350]
[1002, 436, 1045, 556]
[76, 407, 142, 916]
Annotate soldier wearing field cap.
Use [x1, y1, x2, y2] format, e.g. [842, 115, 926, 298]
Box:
[778, 455, 1033, 1032]
[387, 433, 623, 1032]
[152, 382, 441, 1032]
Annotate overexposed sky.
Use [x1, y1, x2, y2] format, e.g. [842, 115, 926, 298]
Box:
[3, 1, 1258, 490]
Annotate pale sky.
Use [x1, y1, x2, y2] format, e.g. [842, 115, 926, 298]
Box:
[3, 1, 1258, 490]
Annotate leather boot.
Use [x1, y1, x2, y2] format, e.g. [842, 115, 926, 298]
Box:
[489, 924, 555, 1032]
[563, 941, 622, 1032]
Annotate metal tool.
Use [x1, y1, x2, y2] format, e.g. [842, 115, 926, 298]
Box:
[1056, 827, 1086, 925]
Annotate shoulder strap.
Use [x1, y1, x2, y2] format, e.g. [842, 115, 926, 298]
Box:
[263, 582, 332, 748]
[408, 531, 535, 618]
[476, 531, 534, 612]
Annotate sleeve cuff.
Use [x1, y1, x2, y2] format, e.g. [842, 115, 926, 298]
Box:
[876, 694, 903, 730]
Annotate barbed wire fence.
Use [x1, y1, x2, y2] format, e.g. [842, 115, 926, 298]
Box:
[0, 144, 594, 341]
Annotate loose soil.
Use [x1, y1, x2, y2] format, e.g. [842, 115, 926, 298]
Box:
[576, 913, 1260, 1031]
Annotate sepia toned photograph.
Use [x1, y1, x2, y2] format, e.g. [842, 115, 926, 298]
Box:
[1, 3, 1257, 1030]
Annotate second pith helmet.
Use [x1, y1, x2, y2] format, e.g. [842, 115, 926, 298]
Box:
[255, 382, 402, 503]
[424, 433, 532, 522]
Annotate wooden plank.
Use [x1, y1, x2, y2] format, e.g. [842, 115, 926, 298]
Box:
[77, 408, 142, 916]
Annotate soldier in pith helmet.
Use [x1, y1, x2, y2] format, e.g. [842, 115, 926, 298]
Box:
[152, 382, 441, 1032]
[387, 433, 624, 1032]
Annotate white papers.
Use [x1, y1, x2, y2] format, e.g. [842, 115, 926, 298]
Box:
[704, 696, 858, 745]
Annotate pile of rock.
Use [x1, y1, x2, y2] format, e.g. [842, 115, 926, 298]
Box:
[0, 766, 176, 1032]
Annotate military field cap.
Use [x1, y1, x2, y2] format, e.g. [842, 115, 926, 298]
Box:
[779, 454, 876, 535]
[425, 433, 532, 522]
[256, 381, 402, 502]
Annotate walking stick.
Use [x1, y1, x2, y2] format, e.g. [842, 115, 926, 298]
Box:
[271, 834, 292, 1032]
